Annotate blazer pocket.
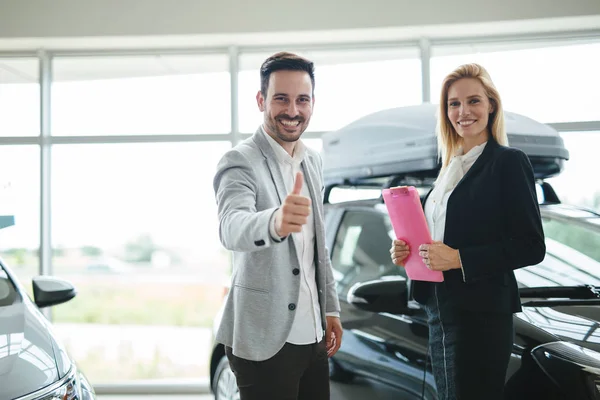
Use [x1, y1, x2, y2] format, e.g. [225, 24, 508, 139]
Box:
[233, 283, 269, 294]
[485, 273, 509, 287]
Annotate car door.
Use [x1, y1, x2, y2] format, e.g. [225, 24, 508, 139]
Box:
[327, 206, 431, 399]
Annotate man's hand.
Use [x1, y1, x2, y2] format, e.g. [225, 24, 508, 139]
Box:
[274, 172, 311, 237]
[326, 316, 343, 357]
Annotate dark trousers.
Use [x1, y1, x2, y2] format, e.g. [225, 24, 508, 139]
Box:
[425, 283, 514, 400]
[225, 340, 330, 400]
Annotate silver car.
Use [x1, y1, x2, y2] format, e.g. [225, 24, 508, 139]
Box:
[0, 259, 95, 400]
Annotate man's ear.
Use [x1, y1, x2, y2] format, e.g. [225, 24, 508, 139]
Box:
[256, 90, 265, 112]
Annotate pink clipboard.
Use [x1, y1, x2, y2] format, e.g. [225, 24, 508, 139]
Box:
[382, 186, 444, 282]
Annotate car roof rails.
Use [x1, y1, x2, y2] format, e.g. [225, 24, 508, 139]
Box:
[539, 181, 561, 205]
[324, 173, 437, 204]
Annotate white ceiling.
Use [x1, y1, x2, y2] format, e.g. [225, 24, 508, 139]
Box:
[1, 15, 599, 84]
[1, 0, 598, 39]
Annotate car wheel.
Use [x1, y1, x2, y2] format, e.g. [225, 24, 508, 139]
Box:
[214, 355, 240, 400]
[329, 357, 353, 383]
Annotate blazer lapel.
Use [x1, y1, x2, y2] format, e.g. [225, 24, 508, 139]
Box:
[420, 139, 498, 208]
[252, 128, 288, 203]
[453, 138, 498, 191]
[302, 153, 325, 272]
[302, 155, 323, 224]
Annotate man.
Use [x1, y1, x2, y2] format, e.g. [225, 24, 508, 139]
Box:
[213, 51, 342, 399]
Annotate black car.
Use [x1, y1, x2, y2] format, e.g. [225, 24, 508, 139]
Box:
[323, 182, 600, 400]
[209, 181, 600, 399]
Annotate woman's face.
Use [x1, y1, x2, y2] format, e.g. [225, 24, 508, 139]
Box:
[446, 78, 494, 143]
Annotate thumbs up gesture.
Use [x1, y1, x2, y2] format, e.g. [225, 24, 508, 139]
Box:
[274, 171, 312, 237]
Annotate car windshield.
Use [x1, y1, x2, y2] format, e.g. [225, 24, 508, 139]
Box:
[515, 217, 600, 288]
[0, 265, 19, 307]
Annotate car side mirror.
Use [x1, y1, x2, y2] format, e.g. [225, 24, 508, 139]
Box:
[347, 276, 410, 314]
[32, 276, 77, 308]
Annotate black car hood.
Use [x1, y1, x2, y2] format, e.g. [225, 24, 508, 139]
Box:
[518, 304, 600, 353]
[0, 298, 60, 400]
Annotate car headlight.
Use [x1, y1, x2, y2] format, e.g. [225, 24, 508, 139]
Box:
[18, 366, 95, 400]
[531, 341, 600, 400]
[78, 371, 95, 398]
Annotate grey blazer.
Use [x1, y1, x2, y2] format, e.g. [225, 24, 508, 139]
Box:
[213, 128, 341, 362]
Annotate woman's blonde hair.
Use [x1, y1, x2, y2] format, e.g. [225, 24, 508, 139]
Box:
[436, 63, 507, 170]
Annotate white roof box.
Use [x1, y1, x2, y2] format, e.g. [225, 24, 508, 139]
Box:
[322, 103, 569, 185]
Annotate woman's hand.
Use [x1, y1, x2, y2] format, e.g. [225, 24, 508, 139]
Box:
[419, 241, 461, 272]
[390, 239, 410, 267]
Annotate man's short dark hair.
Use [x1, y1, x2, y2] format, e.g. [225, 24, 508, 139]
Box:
[260, 52, 315, 96]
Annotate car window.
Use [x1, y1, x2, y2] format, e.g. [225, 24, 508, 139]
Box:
[330, 210, 406, 297]
[0, 267, 19, 307]
[515, 217, 600, 288]
[542, 217, 600, 263]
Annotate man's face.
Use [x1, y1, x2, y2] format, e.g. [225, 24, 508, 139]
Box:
[256, 70, 314, 145]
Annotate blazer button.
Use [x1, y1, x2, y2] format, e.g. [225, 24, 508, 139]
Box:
[288, 303, 296, 311]
[292, 268, 300, 275]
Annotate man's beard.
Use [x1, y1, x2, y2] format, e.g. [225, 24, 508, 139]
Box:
[265, 114, 308, 143]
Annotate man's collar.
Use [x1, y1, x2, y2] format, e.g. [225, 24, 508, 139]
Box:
[260, 125, 306, 165]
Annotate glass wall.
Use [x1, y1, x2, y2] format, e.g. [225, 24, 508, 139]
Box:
[0, 58, 39, 137]
[430, 40, 600, 123]
[50, 142, 229, 382]
[238, 47, 422, 134]
[44, 55, 233, 383]
[0, 146, 40, 294]
[546, 131, 600, 210]
[52, 55, 231, 136]
[0, 58, 40, 291]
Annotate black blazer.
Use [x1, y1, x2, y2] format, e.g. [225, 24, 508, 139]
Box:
[412, 138, 546, 314]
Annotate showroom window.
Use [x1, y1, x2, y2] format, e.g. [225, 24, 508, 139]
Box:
[50, 141, 231, 382]
[238, 47, 422, 133]
[52, 54, 231, 136]
[0, 58, 39, 136]
[430, 40, 600, 123]
[546, 131, 600, 211]
[0, 146, 40, 294]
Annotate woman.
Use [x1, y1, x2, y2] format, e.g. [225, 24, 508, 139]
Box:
[390, 63, 545, 400]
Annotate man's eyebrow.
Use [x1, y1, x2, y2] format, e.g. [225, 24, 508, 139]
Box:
[272, 93, 312, 98]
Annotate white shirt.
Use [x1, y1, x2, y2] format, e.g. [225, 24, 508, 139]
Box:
[425, 142, 487, 279]
[260, 126, 325, 345]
